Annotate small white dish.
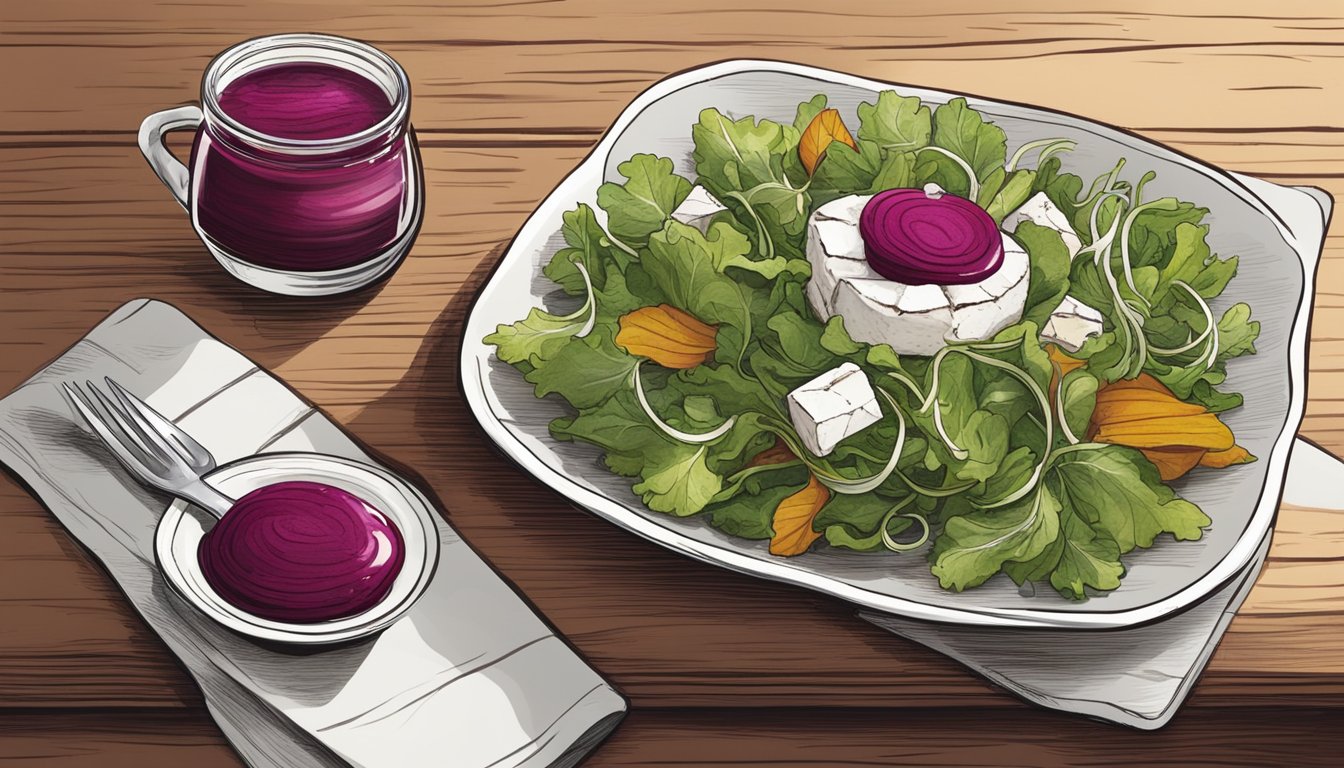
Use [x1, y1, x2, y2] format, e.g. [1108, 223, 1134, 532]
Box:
[155, 451, 440, 646]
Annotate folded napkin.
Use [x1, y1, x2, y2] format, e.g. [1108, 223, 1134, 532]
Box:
[862, 177, 1336, 729]
[0, 299, 625, 768]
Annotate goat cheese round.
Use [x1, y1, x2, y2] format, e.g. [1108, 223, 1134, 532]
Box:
[804, 194, 1029, 356]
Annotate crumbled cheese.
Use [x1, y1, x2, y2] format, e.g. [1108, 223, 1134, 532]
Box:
[1002, 191, 1083, 258]
[787, 362, 883, 457]
[1042, 296, 1105, 352]
[670, 185, 727, 234]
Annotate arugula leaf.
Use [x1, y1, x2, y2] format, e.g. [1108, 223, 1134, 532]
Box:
[485, 306, 589, 366]
[816, 493, 914, 551]
[978, 446, 1038, 504]
[1050, 508, 1125, 600]
[1156, 223, 1238, 301]
[632, 441, 722, 516]
[1030, 157, 1084, 228]
[930, 97, 1007, 181]
[543, 204, 618, 295]
[975, 166, 1008, 209]
[985, 169, 1035, 223]
[951, 410, 1011, 482]
[1051, 445, 1210, 552]
[551, 382, 725, 517]
[1190, 379, 1244, 413]
[1012, 221, 1072, 328]
[766, 311, 840, 374]
[912, 151, 974, 199]
[550, 390, 665, 476]
[524, 327, 635, 409]
[819, 316, 864, 357]
[677, 363, 785, 421]
[809, 139, 882, 206]
[792, 93, 829, 134]
[692, 108, 809, 259]
[1127, 199, 1209, 269]
[931, 483, 1062, 591]
[1216, 302, 1260, 359]
[644, 221, 756, 362]
[596, 154, 693, 249]
[1059, 367, 1099, 439]
[706, 481, 804, 540]
[870, 150, 916, 192]
[693, 107, 800, 191]
[857, 91, 932, 151]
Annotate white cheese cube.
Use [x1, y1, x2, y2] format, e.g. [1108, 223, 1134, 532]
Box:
[1042, 296, 1105, 352]
[787, 363, 883, 457]
[670, 185, 727, 234]
[1002, 191, 1083, 258]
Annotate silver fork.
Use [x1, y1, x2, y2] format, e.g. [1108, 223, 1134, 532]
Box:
[63, 377, 234, 518]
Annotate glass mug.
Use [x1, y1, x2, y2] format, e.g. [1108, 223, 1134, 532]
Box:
[138, 34, 423, 296]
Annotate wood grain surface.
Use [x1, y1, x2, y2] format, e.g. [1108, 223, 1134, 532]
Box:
[2, 1, 1342, 766]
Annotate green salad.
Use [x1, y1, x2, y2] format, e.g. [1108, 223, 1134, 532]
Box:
[486, 90, 1260, 600]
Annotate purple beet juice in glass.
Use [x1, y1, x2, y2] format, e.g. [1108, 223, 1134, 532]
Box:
[138, 34, 423, 296]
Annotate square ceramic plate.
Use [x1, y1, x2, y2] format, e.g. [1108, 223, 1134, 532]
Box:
[461, 60, 1330, 628]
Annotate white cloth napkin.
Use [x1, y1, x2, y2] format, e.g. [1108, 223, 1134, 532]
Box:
[0, 298, 626, 768]
[862, 177, 1336, 729]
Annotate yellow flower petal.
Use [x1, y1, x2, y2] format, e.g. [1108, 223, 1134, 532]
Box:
[799, 108, 859, 176]
[616, 305, 718, 369]
[1088, 371, 1244, 480]
[769, 474, 829, 557]
[1200, 444, 1256, 468]
[1091, 413, 1235, 451]
[1139, 447, 1207, 482]
[1047, 345, 1086, 379]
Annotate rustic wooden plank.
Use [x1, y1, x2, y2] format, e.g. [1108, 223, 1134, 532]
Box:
[2, 707, 1342, 768]
[3, 1, 1344, 137]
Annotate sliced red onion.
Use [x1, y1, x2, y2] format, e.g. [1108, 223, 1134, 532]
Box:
[199, 480, 405, 624]
[859, 184, 1003, 286]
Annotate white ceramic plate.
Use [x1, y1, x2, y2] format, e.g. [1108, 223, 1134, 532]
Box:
[155, 452, 440, 645]
[461, 60, 1329, 629]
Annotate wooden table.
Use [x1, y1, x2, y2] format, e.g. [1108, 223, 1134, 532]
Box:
[2, 2, 1342, 765]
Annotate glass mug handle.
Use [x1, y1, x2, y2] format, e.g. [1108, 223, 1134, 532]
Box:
[137, 105, 203, 210]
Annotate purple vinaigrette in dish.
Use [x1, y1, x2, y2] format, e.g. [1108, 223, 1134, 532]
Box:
[198, 480, 405, 623]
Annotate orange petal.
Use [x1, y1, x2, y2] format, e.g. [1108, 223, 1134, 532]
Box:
[1092, 412, 1235, 451]
[799, 108, 859, 176]
[1200, 444, 1256, 468]
[769, 474, 829, 557]
[616, 305, 718, 369]
[1091, 391, 1210, 426]
[1047, 345, 1086, 378]
[1140, 447, 1206, 481]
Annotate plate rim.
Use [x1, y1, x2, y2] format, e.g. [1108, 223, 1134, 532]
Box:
[459, 59, 1323, 629]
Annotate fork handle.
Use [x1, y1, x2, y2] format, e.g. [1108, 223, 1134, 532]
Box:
[178, 479, 234, 520]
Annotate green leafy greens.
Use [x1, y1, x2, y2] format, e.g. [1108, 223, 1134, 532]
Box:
[486, 89, 1258, 601]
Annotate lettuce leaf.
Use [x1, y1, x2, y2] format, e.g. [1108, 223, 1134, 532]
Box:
[489, 88, 1243, 602]
[596, 153, 692, 249]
